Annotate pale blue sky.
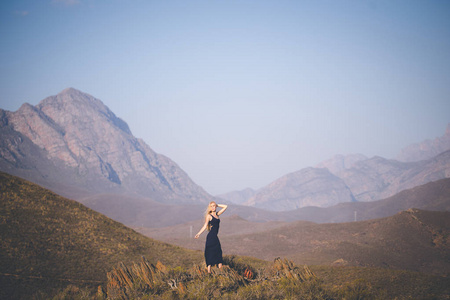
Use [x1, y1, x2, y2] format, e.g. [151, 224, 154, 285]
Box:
[1, 1, 449, 195]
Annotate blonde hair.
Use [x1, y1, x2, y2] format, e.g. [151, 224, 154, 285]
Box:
[205, 201, 217, 231]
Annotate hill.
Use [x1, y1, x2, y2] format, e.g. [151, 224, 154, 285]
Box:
[255, 209, 450, 275]
[140, 208, 450, 276]
[2, 172, 449, 299]
[0, 172, 203, 299]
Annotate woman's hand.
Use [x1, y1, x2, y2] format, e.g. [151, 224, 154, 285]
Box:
[194, 233, 200, 239]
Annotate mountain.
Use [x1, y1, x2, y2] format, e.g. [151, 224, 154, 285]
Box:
[140, 177, 450, 249]
[315, 153, 368, 174]
[86, 165, 450, 229]
[220, 125, 450, 211]
[216, 187, 257, 205]
[0, 171, 203, 299]
[282, 176, 450, 223]
[396, 123, 450, 162]
[0, 88, 212, 204]
[245, 167, 356, 211]
[245, 150, 450, 211]
[336, 150, 450, 202]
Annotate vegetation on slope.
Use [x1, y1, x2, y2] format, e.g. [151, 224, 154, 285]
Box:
[0, 172, 202, 299]
[1, 171, 449, 299]
[52, 256, 450, 299]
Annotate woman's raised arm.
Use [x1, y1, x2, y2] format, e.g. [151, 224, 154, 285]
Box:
[217, 204, 228, 216]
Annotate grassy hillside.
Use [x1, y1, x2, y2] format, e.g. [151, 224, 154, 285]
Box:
[47, 257, 450, 299]
[1, 171, 449, 299]
[0, 172, 203, 299]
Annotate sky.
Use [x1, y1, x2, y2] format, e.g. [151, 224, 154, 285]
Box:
[1, 1, 450, 195]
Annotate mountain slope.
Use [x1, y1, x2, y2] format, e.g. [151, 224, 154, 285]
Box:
[0, 88, 212, 204]
[230, 210, 450, 276]
[140, 207, 450, 275]
[0, 171, 202, 299]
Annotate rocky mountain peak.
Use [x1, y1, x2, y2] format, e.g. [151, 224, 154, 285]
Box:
[37, 88, 131, 135]
[0, 88, 212, 204]
[315, 153, 367, 175]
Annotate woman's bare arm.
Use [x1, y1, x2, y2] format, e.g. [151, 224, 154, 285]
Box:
[195, 214, 211, 238]
[217, 204, 228, 216]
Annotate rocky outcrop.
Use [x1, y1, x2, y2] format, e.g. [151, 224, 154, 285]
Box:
[0, 88, 212, 204]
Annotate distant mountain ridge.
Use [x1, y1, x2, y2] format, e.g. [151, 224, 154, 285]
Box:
[217, 187, 257, 205]
[242, 150, 450, 211]
[1, 88, 449, 212]
[219, 124, 450, 211]
[245, 167, 356, 211]
[0, 88, 212, 204]
[396, 123, 450, 162]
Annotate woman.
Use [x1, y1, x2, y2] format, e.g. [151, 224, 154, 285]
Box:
[195, 201, 228, 273]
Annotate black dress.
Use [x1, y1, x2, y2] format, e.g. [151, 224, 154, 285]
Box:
[205, 214, 223, 266]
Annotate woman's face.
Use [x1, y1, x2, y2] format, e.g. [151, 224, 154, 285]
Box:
[210, 203, 217, 212]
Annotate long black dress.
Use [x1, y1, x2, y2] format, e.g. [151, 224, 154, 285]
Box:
[205, 214, 223, 266]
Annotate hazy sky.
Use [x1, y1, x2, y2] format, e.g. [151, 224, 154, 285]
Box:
[1, 1, 450, 195]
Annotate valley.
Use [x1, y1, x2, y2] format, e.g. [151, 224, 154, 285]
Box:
[1, 172, 449, 299]
[1, 88, 450, 298]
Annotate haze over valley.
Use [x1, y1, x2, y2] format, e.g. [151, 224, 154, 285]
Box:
[1, 88, 450, 225]
[1, 1, 450, 298]
[0, 88, 449, 299]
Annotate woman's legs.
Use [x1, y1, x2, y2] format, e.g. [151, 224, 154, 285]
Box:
[207, 263, 222, 273]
